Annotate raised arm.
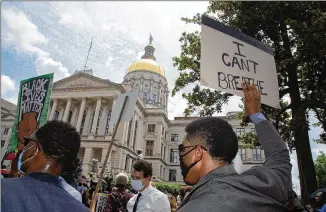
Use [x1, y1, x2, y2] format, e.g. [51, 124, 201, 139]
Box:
[242, 82, 291, 189]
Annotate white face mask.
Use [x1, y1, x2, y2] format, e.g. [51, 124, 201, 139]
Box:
[131, 179, 145, 191]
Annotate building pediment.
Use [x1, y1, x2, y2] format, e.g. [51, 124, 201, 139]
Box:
[53, 72, 120, 90]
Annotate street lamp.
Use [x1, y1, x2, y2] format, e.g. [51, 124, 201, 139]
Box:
[91, 158, 98, 173]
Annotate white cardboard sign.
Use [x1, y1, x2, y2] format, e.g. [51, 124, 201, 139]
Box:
[109, 90, 139, 125]
[200, 16, 280, 109]
[95, 193, 109, 212]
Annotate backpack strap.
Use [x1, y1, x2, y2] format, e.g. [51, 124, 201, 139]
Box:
[109, 192, 122, 212]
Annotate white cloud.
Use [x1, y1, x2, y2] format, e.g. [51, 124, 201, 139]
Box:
[1, 75, 16, 95]
[1, 75, 18, 104]
[2, 7, 70, 82]
[35, 57, 70, 82]
[1, 8, 49, 57]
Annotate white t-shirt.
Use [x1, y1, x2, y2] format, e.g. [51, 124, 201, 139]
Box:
[127, 184, 170, 212]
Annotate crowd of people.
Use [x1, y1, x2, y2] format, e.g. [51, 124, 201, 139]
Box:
[1, 82, 326, 212]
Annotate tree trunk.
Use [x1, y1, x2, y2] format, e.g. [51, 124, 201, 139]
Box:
[288, 66, 318, 202]
[277, 11, 318, 201]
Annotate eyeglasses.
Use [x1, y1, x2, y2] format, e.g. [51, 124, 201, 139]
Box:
[178, 144, 207, 153]
[23, 136, 41, 150]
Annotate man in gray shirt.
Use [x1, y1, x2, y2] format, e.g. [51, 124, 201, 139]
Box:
[177, 82, 292, 212]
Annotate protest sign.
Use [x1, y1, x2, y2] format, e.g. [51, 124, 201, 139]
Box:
[200, 15, 280, 109]
[5, 73, 54, 159]
[95, 193, 109, 212]
[109, 90, 139, 125]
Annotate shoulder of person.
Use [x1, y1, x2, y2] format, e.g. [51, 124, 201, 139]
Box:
[152, 190, 169, 203]
[1, 177, 28, 190]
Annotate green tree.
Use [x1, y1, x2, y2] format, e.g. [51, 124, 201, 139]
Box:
[172, 2, 326, 202]
[315, 151, 326, 188]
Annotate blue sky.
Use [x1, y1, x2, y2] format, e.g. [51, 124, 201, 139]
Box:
[1, 2, 325, 193]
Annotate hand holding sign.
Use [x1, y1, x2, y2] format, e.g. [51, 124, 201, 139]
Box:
[242, 81, 261, 116]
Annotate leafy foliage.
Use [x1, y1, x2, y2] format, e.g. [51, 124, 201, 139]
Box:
[314, 152, 326, 187]
[153, 182, 183, 194]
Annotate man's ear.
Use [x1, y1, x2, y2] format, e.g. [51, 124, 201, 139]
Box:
[194, 147, 203, 160]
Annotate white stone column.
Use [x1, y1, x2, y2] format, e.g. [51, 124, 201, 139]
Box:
[76, 98, 86, 132]
[83, 105, 93, 135]
[62, 98, 72, 122]
[58, 107, 65, 120]
[82, 147, 92, 175]
[101, 148, 108, 166]
[91, 97, 102, 134]
[70, 106, 78, 126]
[108, 97, 117, 134]
[155, 123, 163, 155]
[49, 99, 58, 120]
[158, 85, 161, 104]
[165, 91, 169, 108]
[98, 105, 109, 135]
[122, 122, 129, 145]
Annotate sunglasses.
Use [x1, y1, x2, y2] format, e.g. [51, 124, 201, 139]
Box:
[23, 136, 41, 150]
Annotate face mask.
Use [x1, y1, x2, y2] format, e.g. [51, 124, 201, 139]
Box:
[179, 146, 202, 186]
[131, 179, 145, 191]
[18, 145, 38, 175]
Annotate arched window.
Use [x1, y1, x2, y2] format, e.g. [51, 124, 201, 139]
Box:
[54, 110, 59, 120]
[68, 110, 73, 123]
[96, 109, 102, 134]
[80, 111, 87, 135]
[126, 117, 133, 146]
[132, 120, 138, 150]
[105, 110, 112, 134]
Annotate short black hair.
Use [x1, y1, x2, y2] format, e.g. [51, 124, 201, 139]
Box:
[185, 117, 238, 163]
[61, 158, 83, 188]
[36, 120, 81, 166]
[132, 159, 152, 178]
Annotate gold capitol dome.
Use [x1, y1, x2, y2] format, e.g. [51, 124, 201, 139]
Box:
[127, 34, 166, 78]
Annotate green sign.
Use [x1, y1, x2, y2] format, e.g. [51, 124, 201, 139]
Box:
[5, 73, 54, 158]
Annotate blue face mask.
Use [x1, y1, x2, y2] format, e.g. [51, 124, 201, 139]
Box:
[18, 145, 38, 175]
[131, 179, 145, 191]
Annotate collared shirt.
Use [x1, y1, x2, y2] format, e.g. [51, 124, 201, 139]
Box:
[250, 112, 266, 124]
[1, 172, 89, 212]
[127, 184, 170, 212]
[59, 176, 82, 202]
[77, 184, 88, 194]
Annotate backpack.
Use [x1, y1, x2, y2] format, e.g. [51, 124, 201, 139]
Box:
[110, 191, 129, 212]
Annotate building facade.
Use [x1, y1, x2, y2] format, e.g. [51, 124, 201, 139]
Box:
[2, 36, 265, 183]
[1, 98, 17, 166]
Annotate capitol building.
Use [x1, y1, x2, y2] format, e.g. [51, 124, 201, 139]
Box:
[2, 37, 265, 183]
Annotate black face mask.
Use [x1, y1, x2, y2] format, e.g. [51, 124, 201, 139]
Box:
[179, 146, 202, 186]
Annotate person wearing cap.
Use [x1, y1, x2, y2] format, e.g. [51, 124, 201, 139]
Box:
[106, 173, 133, 212]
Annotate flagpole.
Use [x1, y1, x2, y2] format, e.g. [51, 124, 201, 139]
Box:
[90, 96, 129, 212]
[84, 37, 93, 70]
